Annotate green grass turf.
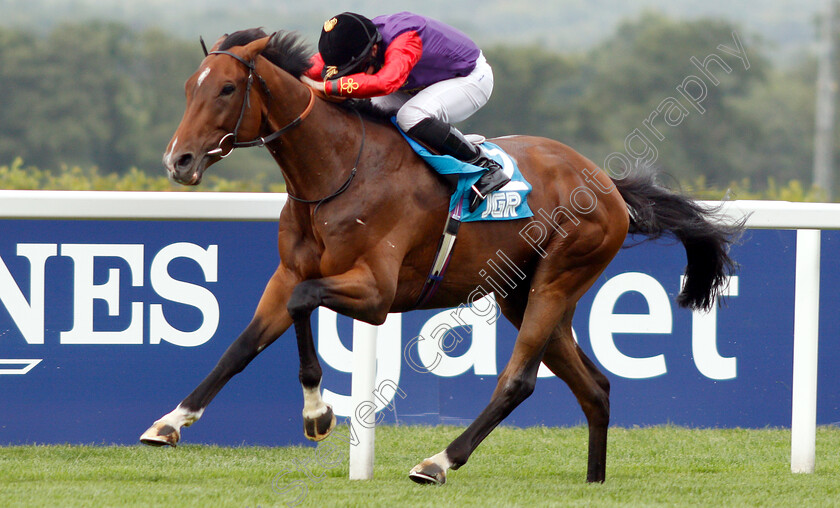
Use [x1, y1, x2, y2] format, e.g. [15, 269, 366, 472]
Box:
[3, 425, 840, 507]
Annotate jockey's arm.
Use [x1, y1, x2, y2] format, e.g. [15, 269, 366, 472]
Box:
[305, 31, 423, 98]
[303, 53, 326, 80]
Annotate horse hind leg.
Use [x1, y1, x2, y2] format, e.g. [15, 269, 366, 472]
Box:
[408, 234, 618, 484]
[411, 311, 612, 484]
[409, 346, 545, 485]
[541, 323, 610, 483]
[409, 285, 569, 485]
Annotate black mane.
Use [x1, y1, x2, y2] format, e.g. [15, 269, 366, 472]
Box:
[218, 28, 269, 51]
[217, 29, 315, 80]
[263, 31, 315, 78]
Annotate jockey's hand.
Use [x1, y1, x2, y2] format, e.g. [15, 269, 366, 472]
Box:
[300, 75, 347, 102]
[300, 75, 326, 93]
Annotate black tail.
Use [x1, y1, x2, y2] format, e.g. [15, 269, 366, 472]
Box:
[613, 170, 744, 311]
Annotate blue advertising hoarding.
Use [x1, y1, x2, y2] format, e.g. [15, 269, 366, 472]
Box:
[0, 218, 838, 446]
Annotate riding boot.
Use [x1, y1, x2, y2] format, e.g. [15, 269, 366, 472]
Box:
[406, 117, 510, 212]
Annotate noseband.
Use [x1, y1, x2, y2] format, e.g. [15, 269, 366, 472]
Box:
[206, 50, 316, 159]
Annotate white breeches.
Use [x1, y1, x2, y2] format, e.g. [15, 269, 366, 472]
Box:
[372, 52, 494, 130]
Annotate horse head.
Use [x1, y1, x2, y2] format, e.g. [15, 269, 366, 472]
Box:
[163, 33, 271, 185]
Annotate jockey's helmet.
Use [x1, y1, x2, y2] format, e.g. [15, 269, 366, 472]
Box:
[318, 12, 382, 79]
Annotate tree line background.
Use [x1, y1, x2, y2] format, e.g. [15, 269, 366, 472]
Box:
[0, 13, 830, 199]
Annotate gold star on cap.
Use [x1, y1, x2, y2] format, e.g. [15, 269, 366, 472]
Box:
[324, 17, 338, 32]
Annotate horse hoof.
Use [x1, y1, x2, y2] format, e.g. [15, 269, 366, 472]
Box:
[409, 461, 446, 485]
[303, 405, 335, 442]
[139, 421, 180, 447]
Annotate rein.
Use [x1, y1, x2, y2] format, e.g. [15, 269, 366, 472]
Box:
[206, 48, 362, 214]
[286, 109, 365, 215]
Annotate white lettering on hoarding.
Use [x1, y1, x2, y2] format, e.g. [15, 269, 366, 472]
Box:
[415, 295, 497, 377]
[0, 244, 56, 344]
[589, 272, 672, 379]
[323, 272, 745, 421]
[150, 243, 219, 347]
[318, 310, 403, 417]
[60, 244, 145, 345]
[587, 273, 740, 381]
[687, 275, 739, 380]
[1, 238, 739, 386]
[0, 243, 219, 348]
[321, 273, 739, 417]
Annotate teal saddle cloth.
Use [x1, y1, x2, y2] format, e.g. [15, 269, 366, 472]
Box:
[394, 122, 533, 222]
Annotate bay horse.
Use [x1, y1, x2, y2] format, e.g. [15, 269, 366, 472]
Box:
[141, 29, 741, 484]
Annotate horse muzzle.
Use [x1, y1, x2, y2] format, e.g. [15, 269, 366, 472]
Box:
[164, 150, 210, 185]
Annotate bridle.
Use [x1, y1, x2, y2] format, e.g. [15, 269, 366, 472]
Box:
[205, 49, 316, 159]
[203, 46, 363, 213]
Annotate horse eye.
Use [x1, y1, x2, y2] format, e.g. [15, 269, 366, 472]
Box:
[220, 83, 236, 96]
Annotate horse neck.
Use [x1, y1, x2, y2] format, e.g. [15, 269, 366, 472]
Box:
[256, 61, 365, 203]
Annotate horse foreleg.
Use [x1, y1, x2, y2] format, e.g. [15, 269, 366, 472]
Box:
[140, 264, 296, 447]
[291, 303, 335, 442]
[541, 326, 610, 483]
[287, 264, 395, 442]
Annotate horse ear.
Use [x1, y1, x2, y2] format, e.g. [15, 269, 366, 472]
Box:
[242, 36, 271, 60]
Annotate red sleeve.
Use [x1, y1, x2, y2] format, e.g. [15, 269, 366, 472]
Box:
[325, 31, 423, 98]
[304, 53, 325, 80]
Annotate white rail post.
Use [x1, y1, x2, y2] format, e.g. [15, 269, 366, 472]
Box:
[349, 320, 378, 480]
[791, 229, 821, 473]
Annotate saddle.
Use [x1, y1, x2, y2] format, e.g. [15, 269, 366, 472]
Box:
[395, 125, 533, 223]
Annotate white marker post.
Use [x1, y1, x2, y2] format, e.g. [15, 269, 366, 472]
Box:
[790, 229, 821, 473]
[349, 320, 378, 480]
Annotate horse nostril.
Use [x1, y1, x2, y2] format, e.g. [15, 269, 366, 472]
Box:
[175, 153, 194, 170]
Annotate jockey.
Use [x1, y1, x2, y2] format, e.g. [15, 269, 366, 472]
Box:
[302, 11, 510, 212]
